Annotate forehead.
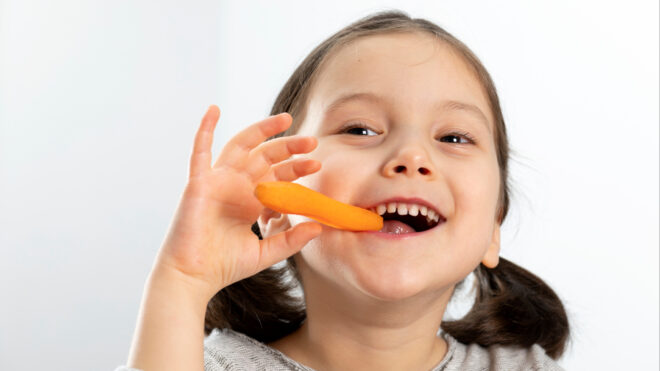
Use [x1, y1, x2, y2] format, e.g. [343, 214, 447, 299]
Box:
[304, 32, 494, 130]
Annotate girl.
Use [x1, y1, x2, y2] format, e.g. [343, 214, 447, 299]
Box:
[118, 10, 569, 371]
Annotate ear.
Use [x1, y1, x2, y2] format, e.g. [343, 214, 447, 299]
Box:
[257, 207, 292, 239]
[481, 222, 501, 268]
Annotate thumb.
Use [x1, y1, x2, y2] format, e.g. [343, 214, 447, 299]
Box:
[256, 221, 322, 271]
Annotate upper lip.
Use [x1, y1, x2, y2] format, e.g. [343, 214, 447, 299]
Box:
[360, 196, 445, 220]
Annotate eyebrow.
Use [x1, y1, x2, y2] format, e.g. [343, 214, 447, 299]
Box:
[324, 92, 491, 132]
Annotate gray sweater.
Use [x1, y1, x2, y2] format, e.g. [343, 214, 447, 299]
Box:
[116, 328, 564, 370]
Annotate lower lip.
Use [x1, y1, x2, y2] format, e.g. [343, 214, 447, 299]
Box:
[357, 221, 445, 240]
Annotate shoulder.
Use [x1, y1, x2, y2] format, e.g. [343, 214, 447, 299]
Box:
[203, 328, 313, 371]
[439, 333, 565, 371]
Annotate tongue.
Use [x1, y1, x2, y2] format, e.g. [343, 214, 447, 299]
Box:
[379, 220, 416, 234]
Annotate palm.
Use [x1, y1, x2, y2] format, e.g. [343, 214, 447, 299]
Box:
[155, 106, 321, 300]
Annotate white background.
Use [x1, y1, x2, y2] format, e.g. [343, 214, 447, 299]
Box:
[1, 1, 658, 370]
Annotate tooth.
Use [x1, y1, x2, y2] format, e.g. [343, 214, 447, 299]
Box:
[409, 204, 419, 216]
[420, 206, 428, 216]
[433, 213, 440, 223]
[427, 210, 436, 222]
[397, 203, 407, 215]
[387, 202, 397, 213]
[376, 204, 387, 215]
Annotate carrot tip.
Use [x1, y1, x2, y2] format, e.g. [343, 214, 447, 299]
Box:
[254, 181, 383, 231]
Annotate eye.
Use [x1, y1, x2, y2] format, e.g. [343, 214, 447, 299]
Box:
[339, 123, 379, 136]
[437, 131, 476, 145]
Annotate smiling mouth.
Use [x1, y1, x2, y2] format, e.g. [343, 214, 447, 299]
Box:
[380, 212, 444, 234]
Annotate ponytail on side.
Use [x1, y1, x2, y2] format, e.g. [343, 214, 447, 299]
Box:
[441, 258, 570, 359]
[203, 262, 306, 343]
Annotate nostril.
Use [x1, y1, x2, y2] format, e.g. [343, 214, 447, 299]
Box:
[392, 165, 431, 175]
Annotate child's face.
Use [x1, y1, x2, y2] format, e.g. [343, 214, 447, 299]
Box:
[285, 32, 501, 301]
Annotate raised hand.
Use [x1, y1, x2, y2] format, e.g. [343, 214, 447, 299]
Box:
[153, 105, 322, 302]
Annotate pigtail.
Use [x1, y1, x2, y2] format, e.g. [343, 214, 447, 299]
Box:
[441, 258, 570, 359]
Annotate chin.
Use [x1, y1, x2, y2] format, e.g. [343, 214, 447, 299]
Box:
[350, 268, 431, 302]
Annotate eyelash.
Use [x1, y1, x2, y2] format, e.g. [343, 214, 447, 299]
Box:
[339, 122, 477, 145]
[440, 130, 477, 145]
[339, 122, 379, 136]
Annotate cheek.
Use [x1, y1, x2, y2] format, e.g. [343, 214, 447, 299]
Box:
[297, 144, 376, 203]
[293, 224, 353, 288]
[448, 157, 500, 247]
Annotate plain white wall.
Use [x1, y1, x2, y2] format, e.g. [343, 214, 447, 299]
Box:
[1, 1, 657, 370]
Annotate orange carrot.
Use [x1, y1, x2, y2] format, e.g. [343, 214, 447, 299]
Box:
[254, 181, 383, 231]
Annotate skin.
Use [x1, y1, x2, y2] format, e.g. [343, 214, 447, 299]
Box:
[261, 32, 502, 370]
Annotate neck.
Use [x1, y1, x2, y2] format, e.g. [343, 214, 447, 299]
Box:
[270, 265, 454, 371]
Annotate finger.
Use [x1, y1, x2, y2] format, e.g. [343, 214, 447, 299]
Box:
[244, 136, 317, 181]
[267, 158, 322, 182]
[215, 112, 292, 169]
[189, 105, 221, 178]
[256, 222, 322, 271]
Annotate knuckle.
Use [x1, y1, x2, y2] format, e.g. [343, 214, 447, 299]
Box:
[261, 153, 274, 166]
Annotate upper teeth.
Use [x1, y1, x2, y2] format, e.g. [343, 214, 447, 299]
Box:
[371, 202, 440, 223]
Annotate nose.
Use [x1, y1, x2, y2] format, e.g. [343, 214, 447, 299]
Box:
[382, 142, 436, 179]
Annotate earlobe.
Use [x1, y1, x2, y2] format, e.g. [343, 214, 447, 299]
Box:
[258, 208, 292, 239]
[481, 223, 501, 269]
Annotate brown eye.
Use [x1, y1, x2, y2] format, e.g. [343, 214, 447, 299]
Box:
[340, 123, 378, 136]
[437, 131, 476, 145]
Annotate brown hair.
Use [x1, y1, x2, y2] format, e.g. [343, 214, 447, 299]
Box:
[205, 10, 570, 359]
